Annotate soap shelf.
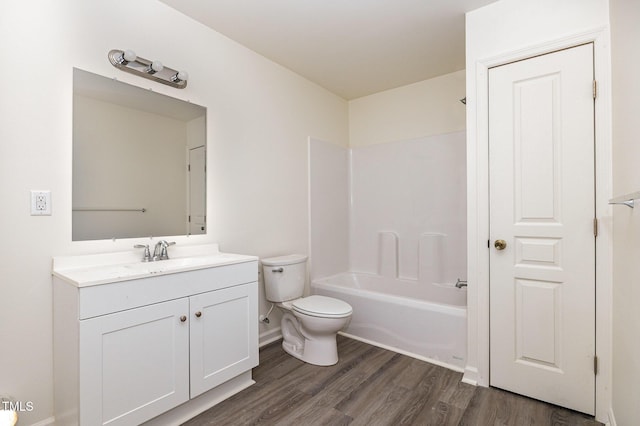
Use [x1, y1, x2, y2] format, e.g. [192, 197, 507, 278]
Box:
[608, 191, 640, 208]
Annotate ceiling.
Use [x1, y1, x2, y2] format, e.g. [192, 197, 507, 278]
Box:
[158, 0, 496, 100]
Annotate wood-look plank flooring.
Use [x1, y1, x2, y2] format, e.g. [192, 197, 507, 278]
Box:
[182, 336, 601, 426]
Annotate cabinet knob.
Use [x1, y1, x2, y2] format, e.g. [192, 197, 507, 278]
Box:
[180, 315, 187, 322]
[195, 311, 202, 318]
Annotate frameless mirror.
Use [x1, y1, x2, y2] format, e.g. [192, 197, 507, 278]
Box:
[72, 68, 206, 241]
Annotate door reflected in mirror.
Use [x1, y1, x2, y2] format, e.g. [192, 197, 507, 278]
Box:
[72, 68, 206, 241]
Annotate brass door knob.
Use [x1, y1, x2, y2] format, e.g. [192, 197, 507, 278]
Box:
[494, 239, 507, 250]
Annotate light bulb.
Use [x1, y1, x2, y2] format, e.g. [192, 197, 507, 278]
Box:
[171, 70, 189, 83]
[145, 60, 163, 74]
[151, 61, 163, 73]
[123, 49, 137, 62]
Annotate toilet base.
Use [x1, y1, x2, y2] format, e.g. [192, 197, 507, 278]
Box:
[280, 312, 342, 366]
[281, 336, 339, 366]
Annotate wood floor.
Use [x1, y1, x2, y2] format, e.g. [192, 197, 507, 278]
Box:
[182, 336, 601, 426]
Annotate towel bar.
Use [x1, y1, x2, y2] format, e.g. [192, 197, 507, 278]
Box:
[72, 208, 147, 212]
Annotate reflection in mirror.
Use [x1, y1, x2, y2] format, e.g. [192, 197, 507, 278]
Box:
[72, 68, 206, 241]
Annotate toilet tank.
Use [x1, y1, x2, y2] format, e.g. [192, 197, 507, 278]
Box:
[261, 254, 308, 302]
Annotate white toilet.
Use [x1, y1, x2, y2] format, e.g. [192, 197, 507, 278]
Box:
[261, 254, 352, 366]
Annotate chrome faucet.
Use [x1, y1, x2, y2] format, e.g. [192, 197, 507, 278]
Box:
[134, 244, 152, 262]
[152, 240, 176, 261]
[455, 278, 468, 288]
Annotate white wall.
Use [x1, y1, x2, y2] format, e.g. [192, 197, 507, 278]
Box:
[349, 70, 466, 147]
[465, 0, 611, 421]
[0, 1, 347, 424]
[610, 0, 640, 424]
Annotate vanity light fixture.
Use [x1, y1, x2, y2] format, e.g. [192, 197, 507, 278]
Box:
[108, 49, 188, 89]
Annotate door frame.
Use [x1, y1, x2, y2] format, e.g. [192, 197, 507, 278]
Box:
[464, 28, 612, 423]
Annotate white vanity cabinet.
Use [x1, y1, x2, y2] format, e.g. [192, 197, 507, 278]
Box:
[53, 248, 258, 426]
[79, 298, 191, 426]
[189, 284, 257, 398]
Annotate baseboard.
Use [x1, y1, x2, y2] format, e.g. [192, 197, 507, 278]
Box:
[143, 372, 254, 426]
[462, 365, 479, 386]
[259, 327, 282, 347]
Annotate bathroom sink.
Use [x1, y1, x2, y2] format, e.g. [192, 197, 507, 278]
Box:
[52, 244, 257, 287]
[121, 253, 246, 274]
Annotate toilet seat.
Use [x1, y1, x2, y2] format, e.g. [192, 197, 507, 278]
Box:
[292, 295, 352, 318]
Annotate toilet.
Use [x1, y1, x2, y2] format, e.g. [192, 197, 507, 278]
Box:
[261, 254, 352, 366]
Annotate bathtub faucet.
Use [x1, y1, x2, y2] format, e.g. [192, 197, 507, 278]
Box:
[455, 278, 468, 288]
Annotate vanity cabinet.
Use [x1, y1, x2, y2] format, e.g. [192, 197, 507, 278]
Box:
[53, 252, 258, 426]
[189, 284, 257, 398]
[80, 298, 190, 426]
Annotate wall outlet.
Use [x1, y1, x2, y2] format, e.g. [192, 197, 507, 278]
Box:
[31, 190, 51, 216]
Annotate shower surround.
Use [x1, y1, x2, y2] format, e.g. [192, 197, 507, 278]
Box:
[349, 131, 466, 281]
[310, 131, 466, 282]
[309, 131, 467, 368]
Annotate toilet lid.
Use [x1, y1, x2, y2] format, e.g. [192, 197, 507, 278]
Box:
[292, 295, 352, 318]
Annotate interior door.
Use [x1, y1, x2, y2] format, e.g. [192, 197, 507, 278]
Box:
[188, 145, 206, 235]
[488, 44, 595, 414]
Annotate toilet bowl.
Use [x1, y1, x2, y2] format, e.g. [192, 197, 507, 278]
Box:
[278, 295, 352, 366]
[261, 255, 353, 366]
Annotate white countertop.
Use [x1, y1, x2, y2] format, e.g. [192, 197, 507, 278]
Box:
[52, 243, 258, 287]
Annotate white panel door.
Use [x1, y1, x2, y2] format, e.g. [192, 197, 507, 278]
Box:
[79, 298, 190, 426]
[489, 44, 595, 414]
[189, 283, 259, 398]
[189, 145, 206, 235]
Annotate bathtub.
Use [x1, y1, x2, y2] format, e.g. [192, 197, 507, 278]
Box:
[311, 272, 467, 371]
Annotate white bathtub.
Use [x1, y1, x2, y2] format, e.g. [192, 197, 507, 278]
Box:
[311, 272, 467, 371]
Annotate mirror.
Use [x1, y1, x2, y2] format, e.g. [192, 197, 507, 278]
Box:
[72, 68, 206, 241]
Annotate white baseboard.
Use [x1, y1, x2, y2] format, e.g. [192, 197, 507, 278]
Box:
[143, 372, 254, 426]
[259, 327, 282, 347]
[462, 365, 479, 386]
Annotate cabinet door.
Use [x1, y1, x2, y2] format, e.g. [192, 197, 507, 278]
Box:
[79, 298, 190, 426]
[190, 282, 258, 397]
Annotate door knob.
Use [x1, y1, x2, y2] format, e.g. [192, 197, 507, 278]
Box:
[195, 311, 202, 318]
[494, 239, 507, 250]
[180, 315, 187, 322]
